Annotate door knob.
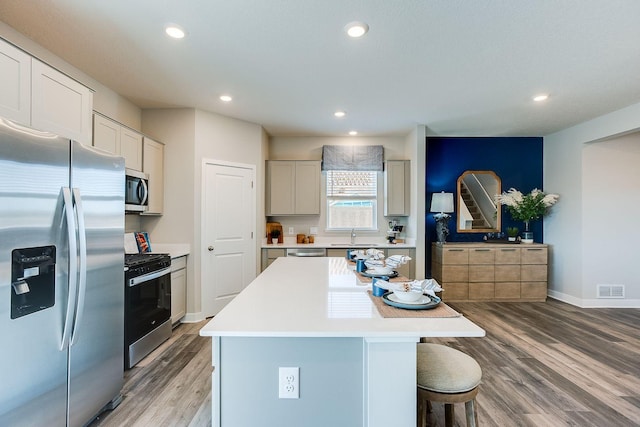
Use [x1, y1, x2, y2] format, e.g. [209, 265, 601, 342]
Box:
[208, 246, 214, 252]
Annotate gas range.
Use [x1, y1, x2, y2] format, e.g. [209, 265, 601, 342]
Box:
[124, 253, 171, 275]
[125, 253, 170, 267]
[123, 252, 172, 369]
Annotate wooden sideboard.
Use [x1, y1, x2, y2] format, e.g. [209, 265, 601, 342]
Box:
[431, 242, 548, 302]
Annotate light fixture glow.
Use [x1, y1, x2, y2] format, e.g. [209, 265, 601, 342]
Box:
[165, 24, 185, 39]
[219, 95, 232, 102]
[334, 111, 346, 118]
[533, 94, 549, 102]
[349, 131, 358, 136]
[345, 21, 369, 38]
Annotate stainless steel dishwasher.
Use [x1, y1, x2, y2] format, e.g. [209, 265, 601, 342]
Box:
[286, 248, 326, 257]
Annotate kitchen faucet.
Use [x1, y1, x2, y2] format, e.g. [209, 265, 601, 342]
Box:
[350, 228, 356, 245]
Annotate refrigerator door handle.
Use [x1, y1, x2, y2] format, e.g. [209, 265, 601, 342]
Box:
[61, 187, 79, 351]
[70, 188, 87, 346]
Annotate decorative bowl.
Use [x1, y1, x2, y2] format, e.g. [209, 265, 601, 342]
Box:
[367, 266, 394, 275]
[392, 288, 424, 302]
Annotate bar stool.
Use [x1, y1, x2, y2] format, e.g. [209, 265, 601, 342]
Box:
[416, 343, 482, 427]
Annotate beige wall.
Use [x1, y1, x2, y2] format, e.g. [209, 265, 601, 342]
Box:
[544, 101, 640, 307]
[405, 125, 427, 278]
[142, 108, 266, 320]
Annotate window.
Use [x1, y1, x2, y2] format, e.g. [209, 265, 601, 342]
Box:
[326, 170, 377, 230]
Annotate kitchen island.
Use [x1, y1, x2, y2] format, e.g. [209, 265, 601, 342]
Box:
[200, 257, 485, 427]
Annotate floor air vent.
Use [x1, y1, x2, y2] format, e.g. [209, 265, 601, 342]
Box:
[597, 284, 625, 299]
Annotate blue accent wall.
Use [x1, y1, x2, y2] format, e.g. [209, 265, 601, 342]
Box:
[426, 137, 543, 273]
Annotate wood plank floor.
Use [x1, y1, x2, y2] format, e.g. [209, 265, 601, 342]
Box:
[90, 300, 640, 426]
[89, 321, 212, 427]
[426, 300, 640, 427]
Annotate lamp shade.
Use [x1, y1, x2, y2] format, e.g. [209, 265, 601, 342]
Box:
[430, 191, 454, 213]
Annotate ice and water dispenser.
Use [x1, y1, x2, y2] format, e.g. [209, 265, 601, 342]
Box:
[11, 246, 56, 319]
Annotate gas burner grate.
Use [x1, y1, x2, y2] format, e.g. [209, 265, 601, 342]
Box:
[124, 253, 170, 267]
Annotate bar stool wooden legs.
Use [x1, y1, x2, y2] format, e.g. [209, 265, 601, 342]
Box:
[416, 343, 482, 427]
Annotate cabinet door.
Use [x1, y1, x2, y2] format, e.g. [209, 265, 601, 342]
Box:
[120, 127, 143, 171]
[142, 137, 164, 215]
[266, 161, 295, 215]
[384, 160, 410, 216]
[92, 114, 121, 155]
[171, 267, 187, 324]
[31, 60, 92, 145]
[0, 40, 31, 125]
[294, 161, 320, 214]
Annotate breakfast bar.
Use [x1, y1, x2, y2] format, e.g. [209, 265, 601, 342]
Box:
[200, 257, 485, 427]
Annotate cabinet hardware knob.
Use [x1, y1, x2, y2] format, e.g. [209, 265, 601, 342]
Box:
[208, 246, 214, 251]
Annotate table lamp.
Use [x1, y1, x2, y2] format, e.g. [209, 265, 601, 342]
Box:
[430, 191, 454, 244]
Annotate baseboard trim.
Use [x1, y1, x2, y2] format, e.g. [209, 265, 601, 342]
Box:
[548, 290, 640, 308]
[181, 312, 205, 323]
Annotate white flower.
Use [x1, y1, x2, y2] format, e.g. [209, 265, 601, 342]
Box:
[495, 187, 559, 222]
[542, 193, 559, 207]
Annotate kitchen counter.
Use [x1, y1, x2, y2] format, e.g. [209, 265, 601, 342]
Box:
[149, 243, 190, 258]
[200, 257, 484, 427]
[260, 238, 416, 249]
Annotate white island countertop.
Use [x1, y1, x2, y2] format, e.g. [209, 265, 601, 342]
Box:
[200, 257, 484, 339]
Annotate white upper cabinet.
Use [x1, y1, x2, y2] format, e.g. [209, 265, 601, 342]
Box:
[120, 127, 143, 171]
[0, 38, 93, 145]
[142, 137, 164, 215]
[93, 114, 143, 171]
[266, 160, 320, 215]
[31, 59, 93, 145]
[384, 160, 410, 217]
[0, 40, 31, 125]
[93, 114, 121, 154]
[294, 161, 321, 214]
[93, 114, 165, 214]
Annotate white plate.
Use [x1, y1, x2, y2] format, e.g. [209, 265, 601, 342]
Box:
[386, 293, 430, 305]
[366, 268, 394, 275]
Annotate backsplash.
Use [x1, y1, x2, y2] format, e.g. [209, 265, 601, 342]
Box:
[267, 215, 408, 241]
[125, 214, 142, 233]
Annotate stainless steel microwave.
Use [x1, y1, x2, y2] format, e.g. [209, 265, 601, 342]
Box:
[125, 168, 149, 212]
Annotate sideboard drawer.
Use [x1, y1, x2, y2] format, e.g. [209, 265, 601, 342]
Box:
[521, 247, 547, 264]
[469, 265, 494, 282]
[521, 265, 548, 282]
[495, 247, 521, 264]
[495, 265, 521, 282]
[441, 248, 469, 264]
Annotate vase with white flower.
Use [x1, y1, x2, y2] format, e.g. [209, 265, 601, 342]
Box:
[495, 188, 559, 243]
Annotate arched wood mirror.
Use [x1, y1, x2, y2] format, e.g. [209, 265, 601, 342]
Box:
[457, 170, 501, 233]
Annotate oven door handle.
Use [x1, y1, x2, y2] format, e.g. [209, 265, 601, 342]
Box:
[128, 266, 172, 287]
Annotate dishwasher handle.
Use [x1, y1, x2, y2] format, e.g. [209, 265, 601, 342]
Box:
[286, 248, 326, 257]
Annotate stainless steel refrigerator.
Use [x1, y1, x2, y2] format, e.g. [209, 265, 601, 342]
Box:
[0, 119, 125, 426]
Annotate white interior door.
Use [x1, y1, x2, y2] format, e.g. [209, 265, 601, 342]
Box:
[202, 161, 256, 317]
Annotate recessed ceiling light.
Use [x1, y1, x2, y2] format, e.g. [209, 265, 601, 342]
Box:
[349, 131, 358, 136]
[334, 111, 346, 118]
[533, 94, 549, 102]
[219, 95, 232, 102]
[165, 24, 185, 39]
[345, 21, 369, 38]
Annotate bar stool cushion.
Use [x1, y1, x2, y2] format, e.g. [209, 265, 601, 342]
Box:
[417, 343, 482, 393]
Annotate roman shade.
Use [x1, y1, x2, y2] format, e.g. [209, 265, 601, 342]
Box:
[321, 145, 384, 171]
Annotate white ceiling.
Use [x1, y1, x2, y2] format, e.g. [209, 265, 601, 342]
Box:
[1, 0, 640, 137]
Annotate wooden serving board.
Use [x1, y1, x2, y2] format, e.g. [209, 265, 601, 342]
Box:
[265, 222, 283, 243]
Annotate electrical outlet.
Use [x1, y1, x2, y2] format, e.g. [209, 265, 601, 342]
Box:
[278, 367, 299, 399]
[288, 227, 294, 235]
[309, 226, 318, 235]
